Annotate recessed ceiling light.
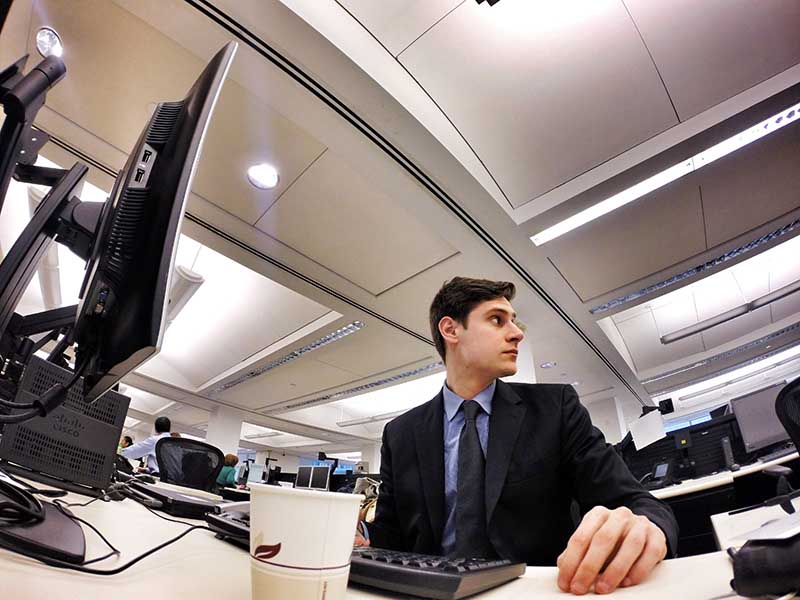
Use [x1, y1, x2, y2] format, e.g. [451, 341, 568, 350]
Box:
[36, 27, 63, 58]
[540, 362, 556, 369]
[246, 163, 279, 189]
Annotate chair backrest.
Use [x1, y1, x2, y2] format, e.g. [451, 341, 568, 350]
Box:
[155, 437, 224, 492]
[775, 378, 800, 448]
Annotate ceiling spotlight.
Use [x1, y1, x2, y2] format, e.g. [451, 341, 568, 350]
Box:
[36, 27, 63, 58]
[246, 163, 279, 189]
[540, 361, 557, 369]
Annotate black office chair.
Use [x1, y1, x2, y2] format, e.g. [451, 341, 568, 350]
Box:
[775, 377, 800, 448]
[155, 437, 224, 493]
[761, 378, 800, 500]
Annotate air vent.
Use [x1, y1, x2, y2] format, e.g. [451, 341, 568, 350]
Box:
[146, 101, 184, 145]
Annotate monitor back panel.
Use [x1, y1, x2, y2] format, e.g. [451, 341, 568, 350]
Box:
[0, 356, 130, 490]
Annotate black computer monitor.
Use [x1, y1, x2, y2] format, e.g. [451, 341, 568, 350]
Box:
[310, 466, 330, 491]
[295, 466, 313, 488]
[73, 42, 237, 402]
[731, 384, 791, 453]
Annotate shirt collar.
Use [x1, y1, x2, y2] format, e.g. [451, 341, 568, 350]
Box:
[442, 380, 496, 422]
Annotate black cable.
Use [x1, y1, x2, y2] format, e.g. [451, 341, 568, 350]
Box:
[52, 500, 120, 559]
[0, 359, 88, 425]
[29, 524, 212, 574]
[0, 467, 67, 497]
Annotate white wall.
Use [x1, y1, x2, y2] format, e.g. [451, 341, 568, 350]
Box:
[585, 397, 624, 444]
[205, 405, 243, 455]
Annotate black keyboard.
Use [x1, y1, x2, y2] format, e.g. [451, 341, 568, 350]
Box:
[349, 547, 525, 600]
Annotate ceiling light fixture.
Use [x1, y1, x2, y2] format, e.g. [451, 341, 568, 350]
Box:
[540, 361, 557, 369]
[337, 409, 408, 428]
[246, 163, 279, 189]
[35, 27, 63, 58]
[531, 101, 800, 246]
[243, 431, 282, 440]
[660, 279, 800, 345]
[211, 321, 365, 394]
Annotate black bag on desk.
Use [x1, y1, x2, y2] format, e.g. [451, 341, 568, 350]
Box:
[731, 534, 800, 597]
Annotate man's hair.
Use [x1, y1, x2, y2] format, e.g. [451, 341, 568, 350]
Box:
[224, 453, 239, 467]
[429, 277, 516, 362]
[123, 435, 133, 446]
[154, 416, 171, 433]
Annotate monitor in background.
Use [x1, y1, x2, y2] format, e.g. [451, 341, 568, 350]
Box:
[247, 464, 264, 484]
[295, 466, 312, 488]
[310, 465, 330, 491]
[732, 384, 791, 453]
[72, 42, 237, 403]
[710, 404, 731, 419]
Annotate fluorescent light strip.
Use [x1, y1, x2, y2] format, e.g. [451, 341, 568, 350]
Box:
[337, 409, 408, 428]
[210, 321, 364, 394]
[532, 101, 800, 246]
[660, 279, 800, 345]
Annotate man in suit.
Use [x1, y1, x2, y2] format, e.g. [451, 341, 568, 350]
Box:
[358, 277, 678, 595]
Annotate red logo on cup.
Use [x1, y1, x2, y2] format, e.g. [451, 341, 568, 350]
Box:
[253, 543, 282, 561]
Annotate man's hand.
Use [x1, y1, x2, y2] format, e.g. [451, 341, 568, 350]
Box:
[556, 506, 667, 595]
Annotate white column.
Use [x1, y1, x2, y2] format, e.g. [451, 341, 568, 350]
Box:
[205, 405, 243, 455]
[361, 442, 381, 474]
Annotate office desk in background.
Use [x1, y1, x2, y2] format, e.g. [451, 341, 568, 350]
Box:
[0, 480, 755, 600]
[651, 451, 799, 500]
[712, 496, 800, 550]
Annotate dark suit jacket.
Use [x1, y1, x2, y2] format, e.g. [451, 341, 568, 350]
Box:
[368, 381, 678, 565]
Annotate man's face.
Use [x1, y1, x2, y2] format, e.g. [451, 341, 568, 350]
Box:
[447, 297, 524, 378]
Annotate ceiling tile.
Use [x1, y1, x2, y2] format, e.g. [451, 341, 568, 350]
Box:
[399, 0, 677, 207]
[549, 181, 705, 301]
[700, 305, 772, 349]
[692, 274, 746, 321]
[625, 0, 800, 120]
[699, 123, 800, 249]
[615, 310, 704, 373]
[336, 0, 464, 56]
[651, 296, 697, 336]
[221, 358, 359, 411]
[771, 291, 800, 323]
[256, 151, 457, 295]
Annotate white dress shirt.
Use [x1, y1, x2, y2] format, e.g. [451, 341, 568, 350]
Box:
[121, 432, 170, 473]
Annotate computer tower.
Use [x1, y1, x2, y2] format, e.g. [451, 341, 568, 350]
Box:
[0, 356, 130, 495]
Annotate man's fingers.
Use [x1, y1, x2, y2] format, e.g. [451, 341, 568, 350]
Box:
[621, 526, 667, 586]
[594, 518, 649, 594]
[556, 507, 610, 592]
[567, 510, 631, 594]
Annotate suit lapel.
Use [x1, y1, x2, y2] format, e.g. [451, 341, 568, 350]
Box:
[414, 392, 445, 548]
[485, 381, 526, 522]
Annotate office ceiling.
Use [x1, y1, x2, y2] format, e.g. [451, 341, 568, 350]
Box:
[1, 0, 799, 456]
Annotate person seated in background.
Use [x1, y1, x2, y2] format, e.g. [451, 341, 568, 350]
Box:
[121, 416, 171, 475]
[117, 435, 134, 454]
[217, 453, 239, 488]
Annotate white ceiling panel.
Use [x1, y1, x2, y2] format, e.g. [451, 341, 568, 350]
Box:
[625, 0, 800, 120]
[221, 357, 360, 411]
[336, 0, 464, 56]
[692, 274, 746, 321]
[143, 244, 331, 389]
[399, 0, 677, 207]
[651, 294, 698, 336]
[771, 292, 800, 323]
[126, 388, 174, 415]
[615, 310, 704, 373]
[256, 150, 457, 295]
[699, 305, 772, 350]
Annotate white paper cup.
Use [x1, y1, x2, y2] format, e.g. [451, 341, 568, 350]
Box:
[249, 484, 363, 600]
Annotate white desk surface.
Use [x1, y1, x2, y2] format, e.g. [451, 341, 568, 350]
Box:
[711, 497, 800, 550]
[1, 481, 756, 600]
[651, 451, 798, 500]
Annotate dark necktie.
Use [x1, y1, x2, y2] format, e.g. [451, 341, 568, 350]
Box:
[454, 400, 495, 558]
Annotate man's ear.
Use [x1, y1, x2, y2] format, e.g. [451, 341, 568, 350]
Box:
[439, 316, 459, 346]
